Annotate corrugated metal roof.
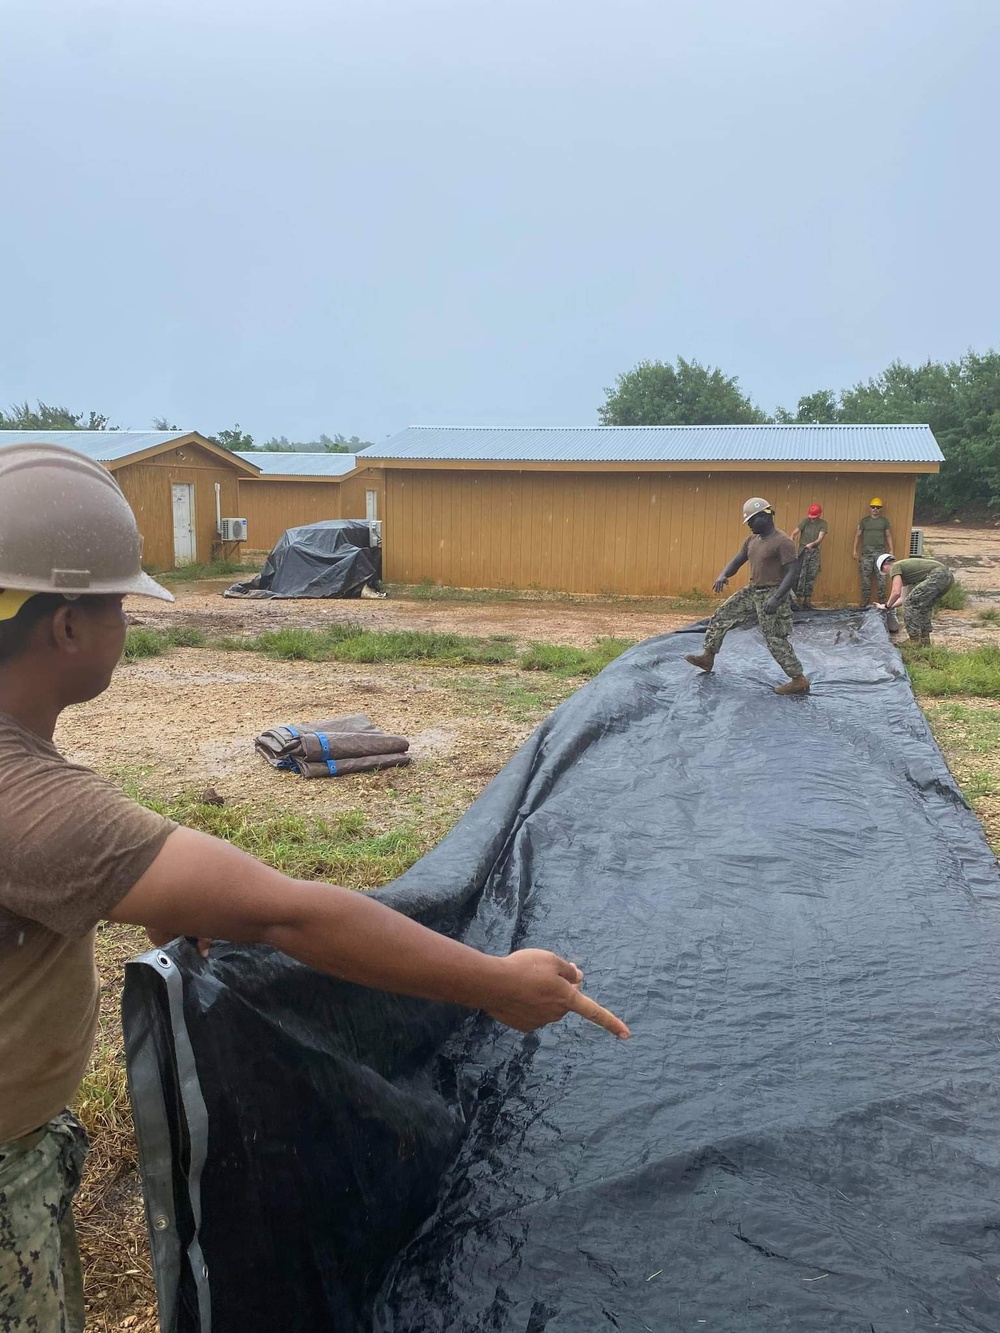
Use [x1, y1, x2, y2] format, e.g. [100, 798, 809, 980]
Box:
[236, 451, 357, 477]
[362, 424, 943, 464]
[0, 429, 195, 462]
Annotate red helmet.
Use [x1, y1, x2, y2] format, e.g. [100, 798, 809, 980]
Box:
[807, 504, 822, 518]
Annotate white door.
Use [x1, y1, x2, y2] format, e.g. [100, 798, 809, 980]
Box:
[172, 483, 196, 565]
[365, 488, 378, 520]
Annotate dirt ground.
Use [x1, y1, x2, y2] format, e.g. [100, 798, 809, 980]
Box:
[132, 580, 696, 647]
[921, 521, 1000, 593]
[56, 651, 574, 826]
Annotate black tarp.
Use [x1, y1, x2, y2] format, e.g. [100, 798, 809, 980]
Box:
[224, 519, 381, 599]
[123, 611, 1000, 1333]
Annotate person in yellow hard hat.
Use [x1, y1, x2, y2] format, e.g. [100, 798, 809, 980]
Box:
[0, 444, 629, 1330]
[684, 497, 809, 695]
[853, 497, 894, 608]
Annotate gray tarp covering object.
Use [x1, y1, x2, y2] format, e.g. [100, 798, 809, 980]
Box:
[123, 612, 1000, 1332]
[224, 519, 381, 599]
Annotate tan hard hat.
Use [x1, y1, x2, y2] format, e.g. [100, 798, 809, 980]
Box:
[742, 496, 773, 524]
[0, 443, 173, 618]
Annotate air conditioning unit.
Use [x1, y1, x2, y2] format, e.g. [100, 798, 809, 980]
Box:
[369, 520, 382, 547]
[909, 528, 924, 557]
[220, 518, 248, 542]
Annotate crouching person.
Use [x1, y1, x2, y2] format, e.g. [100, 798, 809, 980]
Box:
[685, 497, 809, 695]
[875, 552, 954, 646]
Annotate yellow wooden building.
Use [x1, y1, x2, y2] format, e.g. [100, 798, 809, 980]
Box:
[359, 425, 943, 603]
[0, 430, 259, 570]
[234, 452, 385, 553]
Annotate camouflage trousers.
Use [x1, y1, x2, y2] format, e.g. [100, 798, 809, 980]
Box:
[0, 1110, 88, 1333]
[902, 566, 954, 642]
[859, 551, 887, 607]
[704, 585, 804, 678]
[796, 546, 821, 601]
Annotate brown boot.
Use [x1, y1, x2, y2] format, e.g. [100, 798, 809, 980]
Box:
[684, 649, 716, 672]
[774, 674, 810, 696]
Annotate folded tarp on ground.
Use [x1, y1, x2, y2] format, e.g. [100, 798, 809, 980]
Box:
[254, 713, 410, 778]
[124, 611, 1000, 1332]
[224, 520, 381, 600]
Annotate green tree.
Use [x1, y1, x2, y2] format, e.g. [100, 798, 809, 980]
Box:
[0, 400, 113, 430]
[598, 357, 770, 426]
[212, 424, 255, 452]
[152, 417, 180, 430]
[259, 432, 373, 453]
[785, 351, 1000, 513]
[774, 389, 839, 424]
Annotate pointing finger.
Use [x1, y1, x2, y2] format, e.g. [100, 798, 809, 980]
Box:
[570, 990, 631, 1040]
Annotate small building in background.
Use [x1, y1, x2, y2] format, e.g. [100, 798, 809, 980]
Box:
[0, 430, 258, 569]
[235, 452, 384, 554]
[358, 424, 943, 602]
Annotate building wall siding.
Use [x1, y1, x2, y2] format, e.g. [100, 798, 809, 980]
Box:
[238, 481, 343, 552]
[113, 448, 242, 569]
[340, 468, 385, 523]
[238, 470, 386, 552]
[382, 468, 918, 601]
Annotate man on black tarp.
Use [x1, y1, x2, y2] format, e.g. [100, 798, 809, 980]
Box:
[0, 443, 630, 1332]
[685, 497, 810, 695]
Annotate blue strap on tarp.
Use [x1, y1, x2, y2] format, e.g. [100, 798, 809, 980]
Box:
[317, 733, 337, 775]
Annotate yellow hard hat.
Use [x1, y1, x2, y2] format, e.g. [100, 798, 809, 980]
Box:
[869, 496, 884, 507]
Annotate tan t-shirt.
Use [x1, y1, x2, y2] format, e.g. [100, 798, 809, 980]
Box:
[739, 528, 798, 588]
[0, 712, 175, 1141]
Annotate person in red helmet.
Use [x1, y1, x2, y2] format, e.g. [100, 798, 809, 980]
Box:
[789, 504, 828, 610]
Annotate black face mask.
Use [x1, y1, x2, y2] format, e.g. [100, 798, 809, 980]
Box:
[748, 512, 773, 535]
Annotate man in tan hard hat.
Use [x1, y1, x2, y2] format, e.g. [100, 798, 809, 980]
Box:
[684, 497, 809, 695]
[0, 444, 629, 1330]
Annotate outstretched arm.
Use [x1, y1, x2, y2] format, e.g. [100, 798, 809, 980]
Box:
[713, 549, 749, 594]
[110, 827, 630, 1038]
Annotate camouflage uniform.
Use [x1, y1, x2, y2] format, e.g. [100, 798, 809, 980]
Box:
[796, 546, 821, 601]
[902, 566, 954, 642]
[859, 551, 887, 607]
[0, 1110, 88, 1333]
[703, 585, 804, 678]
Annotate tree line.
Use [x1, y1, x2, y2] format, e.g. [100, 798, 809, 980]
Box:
[0, 404, 371, 454]
[6, 347, 999, 513]
[599, 351, 1000, 515]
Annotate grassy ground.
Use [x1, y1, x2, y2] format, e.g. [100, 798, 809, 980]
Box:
[76, 637, 1000, 1330]
[150, 559, 262, 583]
[126, 623, 638, 677]
[388, 579, 715, 612]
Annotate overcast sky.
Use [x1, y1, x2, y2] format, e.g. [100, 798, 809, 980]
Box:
[1, 0, 997, 442]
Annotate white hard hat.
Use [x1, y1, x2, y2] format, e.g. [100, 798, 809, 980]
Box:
[875, 553, 895, 573]
[0, 443, 173, 621]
